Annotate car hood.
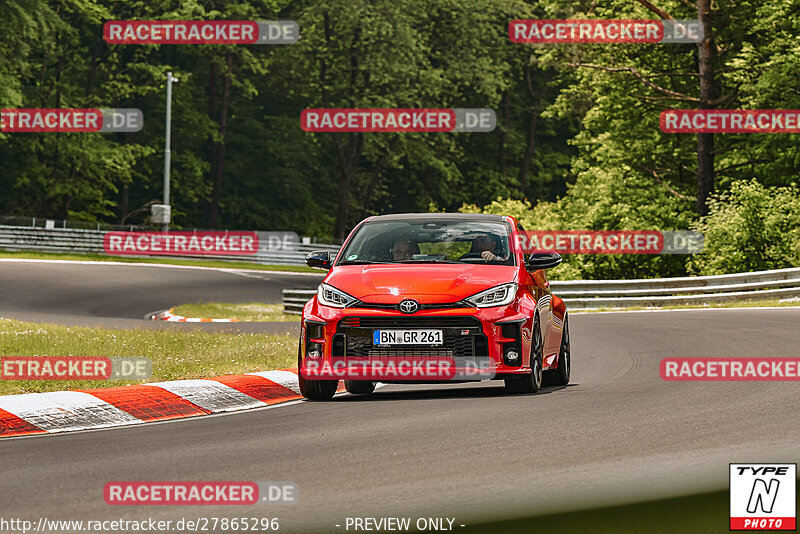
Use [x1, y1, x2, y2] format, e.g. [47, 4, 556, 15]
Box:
[324, 264, 518, 304]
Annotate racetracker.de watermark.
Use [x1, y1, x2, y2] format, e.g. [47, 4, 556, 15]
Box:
[509, 19, 702, 43]
[104, 482, 298, 505]
[104, 20, 298, 44]
[302, 356, 496, 381]
[300, 108, 496, 133]
[1, 357, 151, 380]
[103, 231, 298, 256]
[661, 358, 800, 381]
[0, 109, 142, 133]
[661, 110, 800, 133]
[519, 230, 703, 254]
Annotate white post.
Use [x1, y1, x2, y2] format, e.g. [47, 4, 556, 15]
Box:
[162, 72, 178, 231]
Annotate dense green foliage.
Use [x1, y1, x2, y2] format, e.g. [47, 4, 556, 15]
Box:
[689, 181, 800, 275]
[1, 0, 799, 277]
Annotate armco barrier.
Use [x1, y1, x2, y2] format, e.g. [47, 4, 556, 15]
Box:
[0, 225, 340, 266]
[282, 266, 800, 312]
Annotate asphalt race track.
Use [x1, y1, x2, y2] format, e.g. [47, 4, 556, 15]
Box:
[0, 260, 323, 332]
[2, 260, 800, 532]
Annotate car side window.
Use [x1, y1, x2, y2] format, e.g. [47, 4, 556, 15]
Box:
[516, 223, 531, 264]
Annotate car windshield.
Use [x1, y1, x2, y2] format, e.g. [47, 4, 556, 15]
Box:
[338, 219, 515, 266]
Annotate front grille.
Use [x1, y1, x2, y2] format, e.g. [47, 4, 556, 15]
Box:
[352, 301, 468, 311]
[366, 348, 454, 358]
[338, 316, 485, 359]
[340, 316, 480, 329]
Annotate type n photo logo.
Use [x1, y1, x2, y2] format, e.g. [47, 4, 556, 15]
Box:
[730, 464, 796, 530]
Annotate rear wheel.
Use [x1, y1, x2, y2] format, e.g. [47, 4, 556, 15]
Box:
[504, 315, 543, 394]
[544, 313, 570, 387]
[344, 380, 376, 394]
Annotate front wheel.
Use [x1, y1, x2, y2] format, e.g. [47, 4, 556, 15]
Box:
[544, 313, 571, 387]
[297, 341, 338, 400]
[504, 315, 543, 394]
[344, 380, 376, 394]
[299, 373, 338, 400]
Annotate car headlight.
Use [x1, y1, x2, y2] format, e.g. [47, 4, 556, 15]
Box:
[317, 283, 357, 308]
[464, 283, 518, 308]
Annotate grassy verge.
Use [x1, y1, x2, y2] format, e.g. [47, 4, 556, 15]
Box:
[462, 487, 735, 534]
[174, 298, 800, 322]
[0, 318, 296, 396]
[574, 297, 800, 313]
[172, 302, 300, 322]
[0, 250, 320, 273]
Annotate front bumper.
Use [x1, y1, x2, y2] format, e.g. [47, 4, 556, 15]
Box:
[300, 299, 531, 381]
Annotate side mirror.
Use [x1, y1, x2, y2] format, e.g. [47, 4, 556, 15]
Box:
[305, 251, 333, 270]
[527, 251, 562, 270]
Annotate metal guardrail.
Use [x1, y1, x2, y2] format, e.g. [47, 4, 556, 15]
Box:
[0, 225, 341, 266]
[5, 222, 798, 307]
[0, 215, 146, 231]
[554, 267, 800, 307]
[283, 288, 320, 313]
[282, 266, 800, 313]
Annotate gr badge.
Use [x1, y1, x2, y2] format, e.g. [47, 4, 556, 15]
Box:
[730, 463, 796, 530]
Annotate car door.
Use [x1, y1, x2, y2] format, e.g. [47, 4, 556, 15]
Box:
[516, 222, 555, 356]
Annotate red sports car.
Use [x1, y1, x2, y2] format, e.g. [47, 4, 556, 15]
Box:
[298, 213, 570, 400]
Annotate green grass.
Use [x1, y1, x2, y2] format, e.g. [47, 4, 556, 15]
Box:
[0, 250, 320, 273]
[461, 485, 771, 534]
[0, 318, 297, 396]
[172, 302, 300, 322]
[460, 489, 728, 534]
[574, 297, 800, 313]
[178, 298, 799, 322]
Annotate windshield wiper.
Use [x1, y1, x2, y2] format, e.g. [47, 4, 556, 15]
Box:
[390, 259, 461, 264]
[338, 260, 389, 265]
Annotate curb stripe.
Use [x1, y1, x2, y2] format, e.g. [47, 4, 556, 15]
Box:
[246, 370, 346, 393]
[0, 408, 46, 437]
[153, 308, 239, 323]
[146, 379, 267, 413]
[80, 385, 210, 421]
[212, 374, 299, 404]
[246, 370, 303, 394]
[0, 391, 142, 433]
[0, 368, 345, 439]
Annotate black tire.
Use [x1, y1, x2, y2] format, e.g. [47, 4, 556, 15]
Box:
[544, 313, 571, 387]
[297, 341, 338, 400]
[344, 380, 376, 394]
[504, 314, 543, 394]
[299, 373, 338, 400]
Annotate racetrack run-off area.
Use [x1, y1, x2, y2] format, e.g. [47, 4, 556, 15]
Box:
[1, 259, 799, 532]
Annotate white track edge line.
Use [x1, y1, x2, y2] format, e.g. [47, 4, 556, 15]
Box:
[571, 305, 800, 315]
[0, 258, 322, 276]
[0, 385, 387, 441]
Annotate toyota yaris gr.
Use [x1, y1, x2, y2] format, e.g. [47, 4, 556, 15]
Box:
[298, 213, 571, 400]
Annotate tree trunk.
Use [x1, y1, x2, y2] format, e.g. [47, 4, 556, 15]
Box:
[205, 61, 218, 224]
[334, 164, 354, 241]
[696, 0, 715, 216]
[518, 65, 542, 197]
[518, 110, 538, 196]
[119, 184, 129, 225]
[207, 52, 233, 229]
[333, 133, 363, 240]
[498, 91, 508, 176]
[326, 10, 366, 240]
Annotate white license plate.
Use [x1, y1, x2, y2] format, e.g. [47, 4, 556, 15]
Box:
[373, 329, 443, 345]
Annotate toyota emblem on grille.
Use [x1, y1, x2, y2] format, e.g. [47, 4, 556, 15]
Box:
[398, 299, 420, 314]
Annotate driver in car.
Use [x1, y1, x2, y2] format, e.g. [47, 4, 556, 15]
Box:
[391, 237, 419, 261]
[471, 233, 503, 261]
